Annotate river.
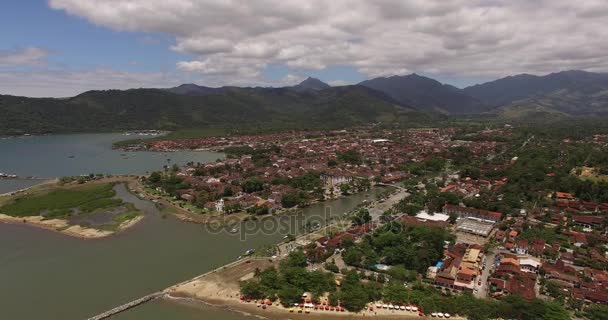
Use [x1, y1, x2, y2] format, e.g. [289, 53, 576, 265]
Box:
[0, 134, 383, 320]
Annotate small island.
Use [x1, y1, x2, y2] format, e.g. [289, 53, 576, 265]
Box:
[0, 178, 143, 238]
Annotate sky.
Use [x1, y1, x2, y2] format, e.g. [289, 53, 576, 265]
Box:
[1, 0, 607, 97]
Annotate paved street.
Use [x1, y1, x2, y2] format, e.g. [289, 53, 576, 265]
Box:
[368, 187, 409, 221]
[474, 250, 497, 299]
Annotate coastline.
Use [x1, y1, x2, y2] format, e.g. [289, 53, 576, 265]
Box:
[162, 258, 457, 320]
[0, 178, 58, 197]
[0, 213, 144, 239]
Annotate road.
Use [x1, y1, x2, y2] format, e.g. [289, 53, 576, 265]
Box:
[368, 187, 410, 221]
[474, 250, 497, 299]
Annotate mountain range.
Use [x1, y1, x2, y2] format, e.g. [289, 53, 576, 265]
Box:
[2, 70, 608, 135]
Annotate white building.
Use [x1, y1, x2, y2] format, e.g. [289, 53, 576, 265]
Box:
[416, 211, 450, 222]
[215, 198, 224, 213]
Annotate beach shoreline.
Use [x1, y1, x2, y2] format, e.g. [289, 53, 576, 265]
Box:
[163, 258, 463, 320]
[0, 213, 144, 239]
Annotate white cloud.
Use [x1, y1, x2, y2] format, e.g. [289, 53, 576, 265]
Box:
[0, 47, 48, 67]
[0, 68, 177, 97]
[49, 0, 608, 84]
[327, 79, 352, 87]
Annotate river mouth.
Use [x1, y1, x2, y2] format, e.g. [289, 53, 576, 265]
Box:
[0, 133, 387, 319]
[0, 180, 384, 320]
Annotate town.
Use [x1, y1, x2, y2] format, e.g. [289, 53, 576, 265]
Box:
[133, 124, 608, 319]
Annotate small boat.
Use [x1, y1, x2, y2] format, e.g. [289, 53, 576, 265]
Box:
[230, 228, 238, 233]
[431, 313, 437, 317]
[68, 155, 75, 158]
[400, 306, 406, 311]
[406, 306, 412, 311]
[412, 306, 418, 312]
[444, 313, 451, 318]
[438, 313, 444, 318]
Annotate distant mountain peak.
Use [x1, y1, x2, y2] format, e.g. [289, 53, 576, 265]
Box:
[358, 73, 486, 114]
[291, 77, 330, 91]
[166, 83, 223, 96]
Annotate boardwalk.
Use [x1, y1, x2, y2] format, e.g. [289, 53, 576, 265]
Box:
[86, 292, 163, 320]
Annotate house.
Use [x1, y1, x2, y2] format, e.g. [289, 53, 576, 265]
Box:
[443, 204, 503, 222]
[555, 192, 575, 201]
[519, 257, 541, 273]
[515, 240, 529, 255]
[572, 215, 604, 230]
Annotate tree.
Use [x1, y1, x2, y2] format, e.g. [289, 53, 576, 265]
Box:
[242, 178, 264, 193]
[387, 265, 416, 282]
[584, 305, 608, 320]
[277, 285, 302, 306]
[340, 184, 351, 195]
[342, 248, 363, 266]
[222, 186, 234, 197]
[383, 282, 409, 303]
[335, 271, 370, 311]
[338, 149, 362, 165]
[448, 212, 458, 224]
[282, 250, 308, 268]
[351, 208, 371, 226]
[281, 191, 309, 208]
[240, 280, 266, 299]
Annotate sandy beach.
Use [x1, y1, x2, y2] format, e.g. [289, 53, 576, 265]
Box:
[164, 259, 464, 320]
[0, 213, 144, 239]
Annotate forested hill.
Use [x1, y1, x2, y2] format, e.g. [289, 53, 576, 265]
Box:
[0, 85, 428, 135]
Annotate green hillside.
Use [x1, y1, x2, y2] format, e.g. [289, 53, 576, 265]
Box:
[0, 86, 429, 135]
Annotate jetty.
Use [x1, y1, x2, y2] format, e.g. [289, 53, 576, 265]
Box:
[86, 292, 164, 320]
[86, 257, 267, 320]
[0, 176, 51, 181]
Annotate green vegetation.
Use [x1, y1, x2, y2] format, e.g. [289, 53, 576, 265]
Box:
[330, 270, 382, 311]
[112, 206, 140, 224]
[0, 182, 142, 231]
[242, 252, 571, 318]
[342, 223, 454, 273]
[146, 172, 190, 197]
[351, 208, 371, 226]
[0, 86, 428, 136]
[1, 183, 120, 218]
[281, 191, 310, 208]
[240, 251, 336, 305]
[337, 149, 363, 165]
[584, 305, 608, 320]
[393, 183, 461, 215]
[400, 157, 446, 175]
